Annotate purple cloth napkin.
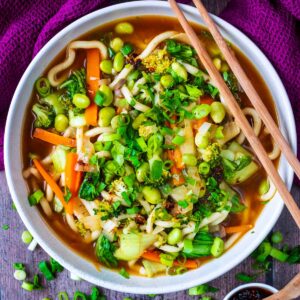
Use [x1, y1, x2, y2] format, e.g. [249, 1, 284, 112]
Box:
[0, 0, 299, 173]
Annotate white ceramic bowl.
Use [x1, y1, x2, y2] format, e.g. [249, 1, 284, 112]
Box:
[224, 283, 278, 299]
[4, 1, 296, 295]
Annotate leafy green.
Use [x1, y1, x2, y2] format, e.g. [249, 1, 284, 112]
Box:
[111, 141, 125, 166]
[95, 234, 118, 268]
[166, 40, 198, 67]
[287, 246, 300, 264]
[32, 103, 55, 128]
[79, 172, 106, 201]
[235, 272, 257, 283]
[222, 155, 252, 182]
[188, 284, 218, 296]
[230, 194, 246, 213]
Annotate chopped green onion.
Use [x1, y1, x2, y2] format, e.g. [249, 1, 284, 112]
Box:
[163, 160, 173, 169]
[259, 178, 270, 195]
[215, 126, 224, 139]
[271, 231, 283, 244]
[198, 161, 210, 175]
[136, 137, 147, 152]
[188, 284, 218, 296]
[178, 200, 189, 208]
[119, 267, 130, 279]
[172, 135, 185, 145]
[151, 160, 163, 180]
[21, 281, 34, 291]
[28, 189, 44, 206]
[235, 272, 256, 283]
[73, 291, 87, 300]
[112, 201, 121, 210]
[90, 287, 103, 300]
[57, 292, 69, 300]
[38, 261, 55, 281]
[211, 237, 224, 257]
[160, 253, 175, 267]
[13, 262, 26, 270]
[14, 269, 27, 281]
[126, 207, 140, 214]
[161, 127, 173, 135]
[192, 104, 211, 120]
[2, 224, 9, 230]
[120, 43, 134, 56]
[255, 242, 272, 262]
[35, 77, 51, 97]
[50, 257, 63, 273]
[21, 230, 33, 244]
[121, 192, 132, 206]
[270, 247, 289, 262]
[101, 133, 121, 142]
[70, 272, 81, 281]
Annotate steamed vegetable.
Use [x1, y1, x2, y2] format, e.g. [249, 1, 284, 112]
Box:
[95, 234, 118, 267]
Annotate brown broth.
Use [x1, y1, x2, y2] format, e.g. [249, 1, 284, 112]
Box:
[22, 16, 278, 273]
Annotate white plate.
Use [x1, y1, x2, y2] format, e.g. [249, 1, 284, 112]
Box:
[4, 1, 296, 294]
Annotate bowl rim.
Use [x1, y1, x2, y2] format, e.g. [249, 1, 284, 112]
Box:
[4, 1, 296, 294]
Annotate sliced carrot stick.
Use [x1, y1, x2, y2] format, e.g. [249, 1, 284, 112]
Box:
[33, 128, 76, 147]
[225, 224, 253, 234]
[85, 49, 100, 126]
[65, 152, 82, 196]
[142, 250, 198, 269]
[33, 159, 72, 214]
[199, 95, 214, 105]
[173, 147, 184, 170]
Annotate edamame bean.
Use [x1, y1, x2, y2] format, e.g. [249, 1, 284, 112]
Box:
[211, 237, 224, 257]
[115, 22, 134, 34]
[210, 101, 226, 123]
[160, 74, 174, 88]
[136, 162, 149, 182]
[195, 133, 209, 149]
[198, 161, 210, 175]
[113, 52, 125, 73]
[54, 114, 69, 132]
[142, 186, 162, 204]
[72, 93, 90, 109]
[220, 62, 229, 72]
[167, 228, 183, 245]
[182, 154, 197, 167]
[100, 60, 113, 74]
[99, 84, 113, 106]
[213, 57, 222, 71]
[110, 37, 124, 52]
[21, 230, 33, 244]
[98, 107, 115, 127]
[192, 104, 211, 120]
[132, 113, 146, 129]
[171, 62, 188, 81]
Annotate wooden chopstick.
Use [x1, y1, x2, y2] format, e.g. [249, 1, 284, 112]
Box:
[168, 0, 300, 228]
[192, 0, 300, 181]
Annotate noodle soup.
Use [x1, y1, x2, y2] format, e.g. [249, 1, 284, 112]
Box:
[22, 16, 279, 277]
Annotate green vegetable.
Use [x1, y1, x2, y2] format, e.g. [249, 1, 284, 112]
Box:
[167, 228, 183, 245]
[14, 269, 27, 281]
[202, 143, 221, 167]
[120, 44, 134, 56]
[287, 246, 300, 264]
[119, 267, 130, 279]
[100, 60, 113, 74]
[136, 162, 150, 182]
[160, 74, 174, 88]
[185, 84, 203, 99]
[60, 68, 86, 100]
[58, 292, 69, 300]
[210, 102, 226, 123]
[32, 103, 55, 128]
[188, 284, 218, 296]
[183, 232, 214, 258]
[211, 237, 224, 257]
[98, 107, 115, 127]
[73, 291, 87, 300]
[270, 247, 289, 262]
[132, 113, 146, 129]
[142, 260, 167, 277]
[142, 186, 162, 204]
[115, 22, 134, 34]
[172, 135, 185, 145]
[113, 52, 125, 72]
[182, 154, 197, 166]
[21, 281, 34, 291]
[259, 179, 270, 195]
[21, 230, 33, 244]
[95, 234, 118, 267]
[98, 84, 113, 106]
[51, 147, 67, 173]
[72, 93, 90, 109]
[2, 224, 9, 230]
[28, 189, 44, 206]
[54, 114, 69, 132]
[114, 232, 156, 261]
[196, 134, 209, 149]
[79, 172, 106, 201]
[42, 93, 65, 115]
[110, 37, 124, 52]
[35, 77, 51, 97]
[68, 110, 87, 128]
[13, 263, 25, 270]
[50, 257, 64, 273]
[171, 62, 188, 81]
[235, 272, 256, 283]
[192, 104, 211, 119]
[38, 261, 55, 281]
[253, 242, 272, 262]
[198, 161, 210, 175]
[271, 231, 283, 244]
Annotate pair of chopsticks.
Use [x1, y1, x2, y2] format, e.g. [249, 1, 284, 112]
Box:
[168, 0, 300, 228]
